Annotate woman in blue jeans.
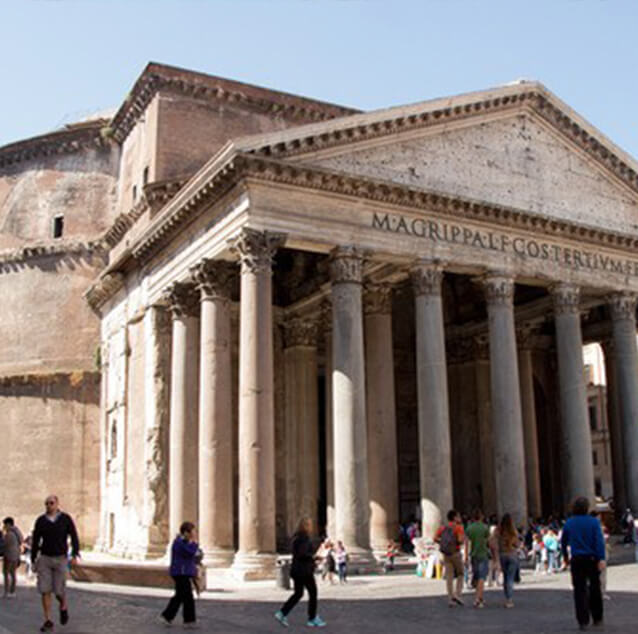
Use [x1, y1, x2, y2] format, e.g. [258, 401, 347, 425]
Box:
[494, 514, 520, 608]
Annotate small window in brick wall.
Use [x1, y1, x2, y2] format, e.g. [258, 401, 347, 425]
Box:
[53, 215, 64, 239]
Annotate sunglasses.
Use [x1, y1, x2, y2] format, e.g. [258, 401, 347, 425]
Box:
[45, 501, 56, 506]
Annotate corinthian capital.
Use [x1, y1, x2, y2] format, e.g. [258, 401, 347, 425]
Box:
[608, 292, 637, 322]
[190, 258, 236, 300]
[363, 283, 393, 315]
[551, 283, 580, 316]
[411, 260, 444, 297]
[163, 281, 199, 319]
[283, 316, 319, 348]
[329, 246, 363, 284]
[229, 228, 286, 274]
[483, 272, 514, 307]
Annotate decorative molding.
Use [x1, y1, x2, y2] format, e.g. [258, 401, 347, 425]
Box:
[0, 238, 105, 271]
[0, 370, 100, 390]
[329, 246, 363, 284]
[608, 292, 638, 322]
[190, 258, 236, 301]
[0, 120, 111, 170]
[363, 283, 393, 315]
[320, 299, 332, 335]
[229, 228, 285, 274]
[283, 316, 319, 348]
[483, 273, 515, 307]
[110, 65, 356, 145]
[473, 333, 490, 361]
[85, 273, 125, 312]
[411, 261, 444, 297]
[163, 281, 200, 318]
[551, 283, 581, 316]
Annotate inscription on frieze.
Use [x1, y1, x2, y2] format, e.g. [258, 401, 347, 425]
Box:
[371, 211, 638, 278]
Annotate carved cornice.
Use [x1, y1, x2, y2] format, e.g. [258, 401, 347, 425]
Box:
[85, 273, 125, 312]
[283, 316, 319, 348]
[163, 281, 200, 318]
[0, 371, 100, 390]
[329, 246, 363, 284]
[110, 65, 356, 145]
[551, 283, 581, 316]
[483, 273, 515, 307]
[0, 120, 111, 170]
[0, 239, 105, 271]
[363, 283, 393, 315]
[229, 228, 285, 274]
[190, 258, 235, 300]
[608, 292, 637, 322]
[411, 261, 444, 297]
[246, 88, 638, 196]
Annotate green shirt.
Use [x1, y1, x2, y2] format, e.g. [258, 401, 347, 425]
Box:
[466, 521, 490, 560]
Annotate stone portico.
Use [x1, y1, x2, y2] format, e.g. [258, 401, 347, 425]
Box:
[86, 68, 638, 582]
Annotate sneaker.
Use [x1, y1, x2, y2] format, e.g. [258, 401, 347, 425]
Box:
[448, 599, 456, 608]
[453, 596, 464, 606]
[274, 611, 289, 628]
[474, 599, 485, 609]
[504, 600, 514, 608]
[60, 608, 69, 625]
[183, 623, 199, 630]
[307, 616, 327, 628]
[40, 621, 55, 633]
[7, 592, 16, 599]
[159, 615, 173, 627]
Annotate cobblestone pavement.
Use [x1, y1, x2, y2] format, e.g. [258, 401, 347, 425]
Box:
[0, 561, 636, 634]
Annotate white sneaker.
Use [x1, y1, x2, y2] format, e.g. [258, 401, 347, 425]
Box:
[7, 593, 16, 599]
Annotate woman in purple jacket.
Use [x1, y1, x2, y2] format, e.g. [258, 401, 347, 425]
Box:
[161, 522, 199, 628]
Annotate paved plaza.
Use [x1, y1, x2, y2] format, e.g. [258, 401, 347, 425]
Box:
[0, 560, 636, 634]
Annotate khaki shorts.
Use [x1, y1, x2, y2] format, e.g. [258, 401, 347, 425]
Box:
[443, 552, 464, 578]
[36, 555, 68, 596]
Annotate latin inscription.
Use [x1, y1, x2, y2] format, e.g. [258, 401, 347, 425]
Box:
[372, 212, 638, 277]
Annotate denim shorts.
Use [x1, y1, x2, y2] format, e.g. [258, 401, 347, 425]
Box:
[471, 557, 489, 581]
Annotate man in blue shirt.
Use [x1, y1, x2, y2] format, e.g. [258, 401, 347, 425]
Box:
[561, 497, 605, 631]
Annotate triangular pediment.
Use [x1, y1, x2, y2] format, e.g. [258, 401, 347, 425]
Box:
[304, 113, 638, 233]
[235, 82, 638, 235]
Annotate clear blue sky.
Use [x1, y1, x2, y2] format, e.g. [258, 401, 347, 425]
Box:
[1, 0, 638, 158]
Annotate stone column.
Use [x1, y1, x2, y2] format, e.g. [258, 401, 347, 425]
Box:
[609, 293, 638, 512]
[191, 259, 235, 567]
[364, 283, 399, 554]
[600, 338, 627, 513]
[142, 305, 171, 557]
[473, 334, 497, 517]
[230, 228, 285, 579]
[483, 273, 527, 526]
[330, 246, 374, 566]
[411, 261, 453, 539]
[321, 300, 336, 539]
[283, 316, 320, 530]
[517, 327, 542, 520]
[551, 283, 595, 506]
[164, 282, 200, 539]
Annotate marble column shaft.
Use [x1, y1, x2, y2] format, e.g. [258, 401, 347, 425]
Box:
[192, 259, 235, 566]
[484, 274, 527, 527]
[364, 284, 399, 553]
[412, 262, 453, 539]
[517, 339, 542, 520]
[552, 283, 595, 506]
[330, 247, 372, 560]
[283, 317, 320, 528]
[231, 229, 284, 578]
[600, 339, 627, 513]
[474, 336, 497, 517]
[609, 293, 638, 512]
[165, 282, 200, 538]
[322, 302, 336, 539]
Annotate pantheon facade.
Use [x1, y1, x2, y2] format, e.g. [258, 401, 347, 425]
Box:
[4, 63, 638, 580]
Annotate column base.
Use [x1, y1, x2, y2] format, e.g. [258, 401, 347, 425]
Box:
[203, 547, 235, 569]
[231, 552, 277, 581]
[344, 547, 379, 575]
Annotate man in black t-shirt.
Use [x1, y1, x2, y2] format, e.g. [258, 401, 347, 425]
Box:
[31, 495, 80, 633]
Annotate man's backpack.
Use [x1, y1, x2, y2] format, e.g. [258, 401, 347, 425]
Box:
[439, 526, 457, 556]
[0, 533, 5, 557]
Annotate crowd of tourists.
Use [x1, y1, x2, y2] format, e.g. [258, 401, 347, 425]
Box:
[3, 493, 637, 631]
